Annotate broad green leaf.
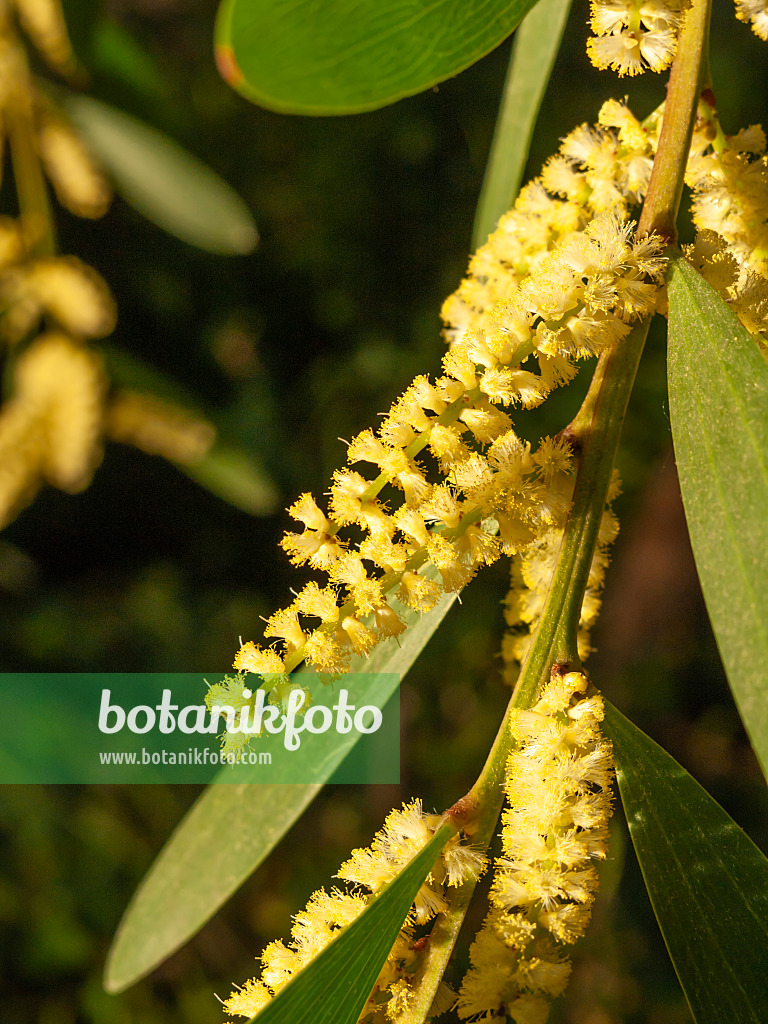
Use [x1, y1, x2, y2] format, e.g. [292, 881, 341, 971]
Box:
[104, 579, 459, 992]
[64, 95, 258, 254]
[214, 0, 540, 115]
[245, 825, 452, 1024]
[472, 0, 572, 249]
[605, 702, 768, 1024]
[667, 254, 768, 778]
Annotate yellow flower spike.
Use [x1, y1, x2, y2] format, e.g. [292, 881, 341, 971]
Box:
[105, 391, 216, 466]
[0, 256, 115, 343]
[223, 798, 484, 1022]
[12, 331, 105, 493]
[0, 218, 26, 267]
[0, 400, 47, 530]
[234, 104, 663, 701]
[458, 673, 613, 1021]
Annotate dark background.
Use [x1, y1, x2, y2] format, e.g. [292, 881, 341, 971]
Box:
[1, 1, 767, 1021]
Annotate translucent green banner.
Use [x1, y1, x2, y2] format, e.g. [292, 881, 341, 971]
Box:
[0, 673, 399, 783]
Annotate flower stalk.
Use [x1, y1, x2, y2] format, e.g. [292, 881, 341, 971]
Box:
[395, 4, 712, 1016]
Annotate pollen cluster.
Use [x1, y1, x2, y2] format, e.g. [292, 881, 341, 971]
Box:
[457, 671, 614, 1023]
[222, 800, 485, 1023]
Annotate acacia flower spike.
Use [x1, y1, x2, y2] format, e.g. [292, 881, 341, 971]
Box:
[235, 204, 665, 686]
[221, 800, 486, 1023]
[458, 671, 614, 1022]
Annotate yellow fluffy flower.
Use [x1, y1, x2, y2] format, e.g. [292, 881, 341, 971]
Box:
[222, 800, 485, 1023]
[457, 672, 614, 1021]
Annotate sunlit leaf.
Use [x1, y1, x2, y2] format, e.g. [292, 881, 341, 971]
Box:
[605, 702, 768, 1024]
[64, 95, 258, 254]
[246, 825, 452, 1024]
[214, 0, 540, 115]
[667, 254, 768, 778]
[472, 0, 571, 248]
[104, 577, 459, 992]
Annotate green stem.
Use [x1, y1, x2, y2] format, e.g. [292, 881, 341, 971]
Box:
[637, 0, 711, 242]
[398, 5, 712, 1015]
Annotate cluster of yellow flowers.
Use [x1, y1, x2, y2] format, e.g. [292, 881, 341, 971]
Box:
[0, 0, 115, 528]
[235, 101, 665, 687]
[222, 800, 485, 1023]
[684, 100, 768, 348]
[457, 671, 613, 1023]
[0, 0, 219, 530]
[735, 0, 768, 38]
[586, 0, 686, 77]
[501, 471, 621, 683]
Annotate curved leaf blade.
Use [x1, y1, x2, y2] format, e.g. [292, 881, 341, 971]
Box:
[64, 95, 258, 254]
[104, 580, 459, 992]
[214, 0, 539, 115]
[104, 783, 320, 995]
[472, 0, 572, 248]
[667, 254, 768, 778]
[605, 702, 768, 1024]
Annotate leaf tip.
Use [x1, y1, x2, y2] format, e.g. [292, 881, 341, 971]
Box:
[215, 44, 244, 90]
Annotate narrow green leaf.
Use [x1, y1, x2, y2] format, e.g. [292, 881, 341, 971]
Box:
[102, 345, 278, 514]
[64, 95, 258, 254]
[605, 702, 768, 1024]
[104, 581, 459, 992]
[214, 0, 540, 115]
[103, 784, 320, 996]
[667, 254, 768, 778]
[472, 0, 571, 249]
[181, 445, 279, 516]
[247, 825, 452, 1024]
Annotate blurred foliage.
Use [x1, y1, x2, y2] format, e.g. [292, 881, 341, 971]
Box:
[1, 1, 768, 1023]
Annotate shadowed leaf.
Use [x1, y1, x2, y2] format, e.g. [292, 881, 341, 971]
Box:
[667, 254, 768, 778]
[606, 702, 768, 1024]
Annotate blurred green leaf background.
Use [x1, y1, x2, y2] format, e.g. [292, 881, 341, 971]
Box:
[2, 2, 767, 1023]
